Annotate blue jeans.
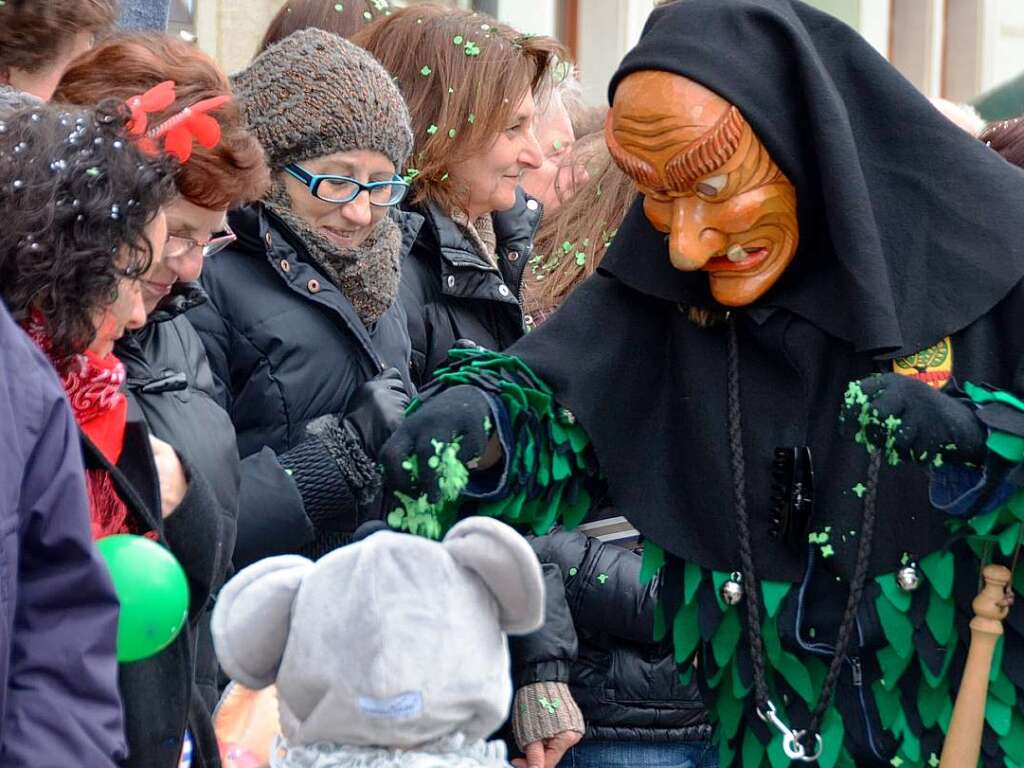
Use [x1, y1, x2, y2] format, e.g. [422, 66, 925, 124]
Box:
[558, 740, 718, 768]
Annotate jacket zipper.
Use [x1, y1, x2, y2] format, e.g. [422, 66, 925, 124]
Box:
[793, 548, 884, 760]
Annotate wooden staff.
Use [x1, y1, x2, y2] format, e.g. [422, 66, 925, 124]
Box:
[939, 564, 1011, 768]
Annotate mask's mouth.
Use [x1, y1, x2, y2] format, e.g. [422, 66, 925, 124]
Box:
[703, 245, 770, 272]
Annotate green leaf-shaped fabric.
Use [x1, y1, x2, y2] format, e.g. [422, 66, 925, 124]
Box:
[986, 695, 1013, 736]
[741, 723, 765, 768]
[920, 550, 954, 600]
[673, 599, 700, 664]
[711, 608, 742, 669]
[761, 580, 791, 618]
[876, 594, 915, 657]
[776, 650, 814, 703]
[925, 588, 955, 646]
[640, 540, 665, 585]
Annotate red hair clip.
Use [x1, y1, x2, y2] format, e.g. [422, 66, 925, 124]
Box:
[125, 80, 230, 164]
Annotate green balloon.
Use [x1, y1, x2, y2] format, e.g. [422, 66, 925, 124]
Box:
[96, 534, 189, 663]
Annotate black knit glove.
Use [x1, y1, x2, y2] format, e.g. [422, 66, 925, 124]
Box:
[380, 385, 494, 503]
[344, 368, 411, 460]
[280, 415, 381, 534]
[841, 374, 986, 465]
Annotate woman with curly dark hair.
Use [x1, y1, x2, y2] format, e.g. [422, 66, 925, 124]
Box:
[0, 99, 221, 768]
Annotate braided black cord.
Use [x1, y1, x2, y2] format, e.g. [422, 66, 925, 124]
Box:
[726, 318, 771, 711]
[804, 448, 881, 745]
[727, 317, 881, 754]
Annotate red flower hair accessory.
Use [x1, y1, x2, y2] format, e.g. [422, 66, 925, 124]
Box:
[125, 80, 230, 163]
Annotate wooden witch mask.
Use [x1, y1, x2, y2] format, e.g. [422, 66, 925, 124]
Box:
[606, 71, 798, 307]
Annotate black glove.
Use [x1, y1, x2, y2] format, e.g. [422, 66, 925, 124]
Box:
[344, 368, 411, 459]
[841, 374, 986, 465]
[380, 385, 494, 503]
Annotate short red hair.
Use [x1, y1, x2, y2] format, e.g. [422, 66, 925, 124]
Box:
[54, 33, 271, 211]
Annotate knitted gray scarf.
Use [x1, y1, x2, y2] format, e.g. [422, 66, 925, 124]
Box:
[266, 181, 402, 326]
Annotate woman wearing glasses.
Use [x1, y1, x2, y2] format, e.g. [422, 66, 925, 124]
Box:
[189, 29, 418, 563]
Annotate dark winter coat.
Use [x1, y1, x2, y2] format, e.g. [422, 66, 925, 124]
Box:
[116, 286, 237, 713]
[518, 528, 711, 743]
[0, 302, 126, 767]
[400, 188, 541, 385]
[189, 203, 420, 565]
[81, 398, 223, 768]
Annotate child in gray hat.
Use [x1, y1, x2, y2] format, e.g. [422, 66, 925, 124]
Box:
[212, 517, 546, 767]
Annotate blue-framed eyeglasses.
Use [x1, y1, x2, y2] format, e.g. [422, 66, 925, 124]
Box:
[284, 163, 409, 207]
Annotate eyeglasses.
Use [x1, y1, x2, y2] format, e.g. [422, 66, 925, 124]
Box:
[284, 164, 409, 207]
[164, 225, 236, 260]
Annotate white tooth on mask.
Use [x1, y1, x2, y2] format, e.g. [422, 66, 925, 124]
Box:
[727, 244, 746, 263]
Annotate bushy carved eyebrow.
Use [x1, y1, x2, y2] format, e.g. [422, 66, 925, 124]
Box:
[605, 117, 660, 188]
[664, 106, 745, 191]
[605, 106, 747, 193]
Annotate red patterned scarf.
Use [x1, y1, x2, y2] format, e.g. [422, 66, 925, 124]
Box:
[23, 314, 133, 539]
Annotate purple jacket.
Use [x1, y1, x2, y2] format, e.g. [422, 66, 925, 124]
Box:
[0, 302, 127, 766]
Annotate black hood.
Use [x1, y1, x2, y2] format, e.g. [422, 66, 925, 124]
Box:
[600, 0, 1024, 357]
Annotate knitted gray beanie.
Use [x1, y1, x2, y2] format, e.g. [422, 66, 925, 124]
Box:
[232, 28, 413, 170]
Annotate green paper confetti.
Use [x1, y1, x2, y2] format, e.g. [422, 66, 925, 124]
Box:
[464, 41, 481, 56]
[821, 544, 835, 558]
[440, 172, 448, 181]
[553, 139, 563, 151]
[575, 251, 586, 266]
[403, 168, 420, 184]
[334, 3, 342, 10]
[568, 566, 578, 577]
[453, 35, 464, 45]
[420, 65, 432, 76]
[538, 697, 561, 715]
[596, 573, 608, 584]
[363, 10, 372, 20]
[448, 128, 457, 138]
[467, 113, 476, 124]
[86, 167, 100, 177]
[426, 124, 438, 136]
[852, 482, 867, 498]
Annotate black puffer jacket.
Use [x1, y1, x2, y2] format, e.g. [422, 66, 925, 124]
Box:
[116, 286, 238, 716]
[518, 527, 711, 743]
[82, 402, 223, 768]
[400, 188, 541, 385]
[189, 203, 421, 564]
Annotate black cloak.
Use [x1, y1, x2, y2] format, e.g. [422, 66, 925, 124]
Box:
[508, 0, 1024, 583]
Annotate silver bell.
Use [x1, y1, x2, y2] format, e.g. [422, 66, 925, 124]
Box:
[897, 564, 921, 592]
[721, 571, 745, 605]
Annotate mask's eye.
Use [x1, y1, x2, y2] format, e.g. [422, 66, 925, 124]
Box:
[695, 174, 728, 197]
